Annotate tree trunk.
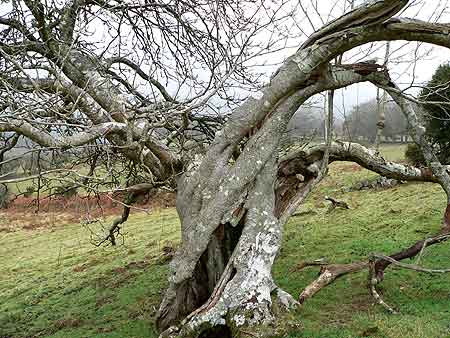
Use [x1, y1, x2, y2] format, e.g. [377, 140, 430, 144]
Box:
[156, 219, 246, 332]
[156, 140, 450, 338]
[156, 68, 393, 337]
[155, 2, 432, 336]
[157, 153, 303, 338]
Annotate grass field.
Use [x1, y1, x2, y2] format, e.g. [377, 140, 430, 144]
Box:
[2, 144, 450, 338]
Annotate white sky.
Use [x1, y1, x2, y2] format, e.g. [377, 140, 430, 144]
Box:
[249, 0, 450, 118]
[78, 0, 450, 116]
[1, 0, 449, 118]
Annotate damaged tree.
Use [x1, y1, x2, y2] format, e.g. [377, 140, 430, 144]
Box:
[2, 0, 450, 337]
[156, 2, 450, 337]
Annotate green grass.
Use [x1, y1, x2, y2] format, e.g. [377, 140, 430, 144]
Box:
[276, 163, 450, 338]
[0, 209, 179, 338]
[378, 143, 408, 162]
[2, 144, 450, 338]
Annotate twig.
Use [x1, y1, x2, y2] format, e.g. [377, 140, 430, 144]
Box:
[373, 254, 450, 274]
[368, 259, 397, 314]
[415, 234, 450, 265]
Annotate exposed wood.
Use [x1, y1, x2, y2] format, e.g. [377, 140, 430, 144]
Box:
[298, 262, 368, 304]
[300, 0, 408, 49]
[291, 258, 329, 272]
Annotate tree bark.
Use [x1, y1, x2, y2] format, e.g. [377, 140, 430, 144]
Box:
[154, 2, 450, 336]
[156, 61, 399, 336]
[367, 77, 450, 282]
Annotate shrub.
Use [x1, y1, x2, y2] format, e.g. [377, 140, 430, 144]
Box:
[420, 63, 450, 164]
[405, 143, 426, 166]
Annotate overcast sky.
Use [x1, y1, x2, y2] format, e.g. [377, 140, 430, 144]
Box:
[284, 0, 450, 117]
[250, 0, 450, 119]
[82, 0, 450, 116]
[1, 0, 449, 119]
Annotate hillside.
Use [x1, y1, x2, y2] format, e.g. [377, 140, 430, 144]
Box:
[1, 145, 450, 338]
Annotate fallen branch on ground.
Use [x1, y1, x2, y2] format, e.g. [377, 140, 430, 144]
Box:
[296, 229, 450, 312]
[373, 253, 450, 274]
[374, 224, 450, 282]
[290, 258, 328, 273]
[325, 196, 350, 213]
[298, 261, 368, 304]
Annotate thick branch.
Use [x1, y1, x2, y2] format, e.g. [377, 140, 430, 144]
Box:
[59, 0, 94, 42]
[0, 120, 126, 148]
[0, 133, 19, 172]
[299, 262, 368, 304]
[373, 253, 450, 274]
[300, 0, 408, 49]
[373, 223, 450, 282]
[370, 77, 450, 200]
[276, 140, 447, 223]
[280, 142, 447, 184]
[0, 16, 37, 41]
[23, 0, 51, 43]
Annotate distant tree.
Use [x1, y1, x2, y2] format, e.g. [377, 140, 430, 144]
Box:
[286, 106, 324, 139]
[344, 99, 407, 142]
[345, 100, 378, 142]
[383, 102, 408, 139]
[420, 63, 450, 163]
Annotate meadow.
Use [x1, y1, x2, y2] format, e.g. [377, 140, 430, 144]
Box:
[1, 144, 450, 338]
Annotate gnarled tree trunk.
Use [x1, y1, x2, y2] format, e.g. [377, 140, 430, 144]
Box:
[155, 1, 450, 337]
